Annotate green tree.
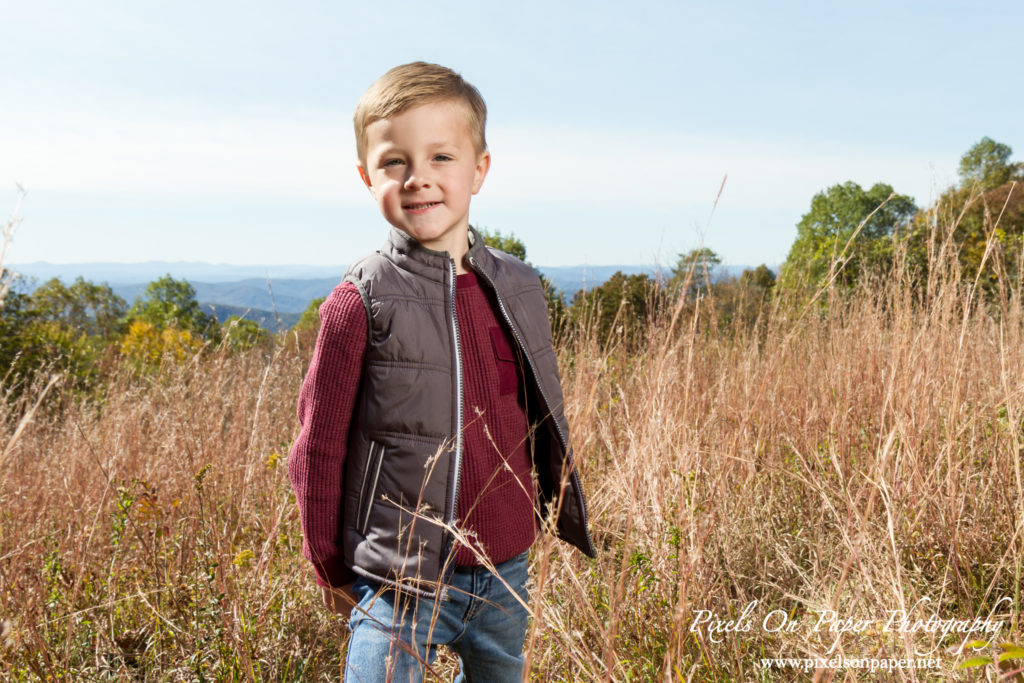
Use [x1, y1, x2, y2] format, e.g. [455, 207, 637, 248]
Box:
[125, 274, 218, 339]
[710, 264, 777, 332]
[739, 264, 777, 291]
[958, 183, 1024, 288]
[673, 247, 721, 279]
[221, 316, 269, 351]
[570, 271, 660, 348]
[30, 277, 126, 340]
[294, 296, 327, 334]
[905, 176, 1024, 293]
[903, 138, 1023, 293]
[477, 228, 527, 261]
[958, 137, 1020, 191]
[0, 287, 43, 385]
[781, 181, 917, 287]
[670, 247, 722, 295]
[1, 276, 126, 393]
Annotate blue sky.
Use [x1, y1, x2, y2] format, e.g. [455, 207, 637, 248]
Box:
[3, 0, 1021, 269]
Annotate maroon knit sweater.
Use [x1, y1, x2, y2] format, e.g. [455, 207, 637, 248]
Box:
[288, 272, 537, 588]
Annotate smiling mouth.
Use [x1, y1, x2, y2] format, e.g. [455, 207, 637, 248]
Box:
[403, 201, 441, 212]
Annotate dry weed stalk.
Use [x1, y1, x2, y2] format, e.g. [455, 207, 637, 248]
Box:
[0, 183, 26, 309]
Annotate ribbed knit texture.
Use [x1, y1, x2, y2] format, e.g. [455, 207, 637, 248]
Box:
[452, 271, 536, 566]
[288, 274, 537, 588]
[288, 282, 366, 588]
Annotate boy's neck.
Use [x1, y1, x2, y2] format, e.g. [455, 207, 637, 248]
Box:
[412, 226, 471, 274]
[451, 228, 473, 274]
[443, 238, 470, 274]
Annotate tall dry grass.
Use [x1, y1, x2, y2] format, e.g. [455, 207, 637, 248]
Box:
[1, 198, 1023, 680]
[0, 184, 26, 307]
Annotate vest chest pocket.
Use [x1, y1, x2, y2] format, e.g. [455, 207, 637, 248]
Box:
[489, 326, 520, 396]
[357, 441, 385, 535]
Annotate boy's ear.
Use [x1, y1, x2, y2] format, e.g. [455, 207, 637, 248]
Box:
[357, 164, 374, 194]
[472, 150, 491, 195]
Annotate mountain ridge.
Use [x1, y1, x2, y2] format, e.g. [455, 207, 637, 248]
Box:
[9, 262, 769, 325]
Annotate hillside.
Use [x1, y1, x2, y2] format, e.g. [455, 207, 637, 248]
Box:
[199, 302, 300, 331]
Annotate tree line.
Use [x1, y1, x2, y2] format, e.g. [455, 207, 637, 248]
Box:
[781, 136, 1022, 291]
[1, 275, 270, 394]
[551, 136, 1023, 347]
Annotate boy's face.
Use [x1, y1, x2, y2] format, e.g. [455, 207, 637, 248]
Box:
[358, 100, 490, 255]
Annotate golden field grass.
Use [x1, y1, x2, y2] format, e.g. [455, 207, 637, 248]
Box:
[1, 214, 1023, 680]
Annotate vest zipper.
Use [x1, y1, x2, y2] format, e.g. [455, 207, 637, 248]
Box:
[356, 440, 376, 526]
[358, 441, 384, 535]
[467, 257, 595, 555]
[446, 257, 466, 561]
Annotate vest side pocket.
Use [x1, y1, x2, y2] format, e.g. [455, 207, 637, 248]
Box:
[357, 440, 385, 535]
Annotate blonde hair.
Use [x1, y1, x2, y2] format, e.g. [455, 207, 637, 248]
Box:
[354, 62, 487, 167]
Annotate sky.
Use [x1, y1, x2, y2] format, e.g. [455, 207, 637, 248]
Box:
[2, 0, 1022, 270]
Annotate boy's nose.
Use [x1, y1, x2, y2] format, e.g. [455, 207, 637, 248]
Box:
[403, 166, 431, 190]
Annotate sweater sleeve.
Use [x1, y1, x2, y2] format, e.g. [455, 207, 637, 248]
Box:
[287, 281, 366, 588]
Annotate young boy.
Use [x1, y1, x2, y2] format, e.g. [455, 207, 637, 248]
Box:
[288, 61, 595, 682]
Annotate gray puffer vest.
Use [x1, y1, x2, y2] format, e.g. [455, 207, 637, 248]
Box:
[340, 226, 595, 597]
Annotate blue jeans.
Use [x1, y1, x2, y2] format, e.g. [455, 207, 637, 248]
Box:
[344, 551, 531, 682]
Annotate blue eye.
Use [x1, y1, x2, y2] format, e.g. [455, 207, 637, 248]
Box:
[382, 159, 404, 167]
[433, 154, 453, 162]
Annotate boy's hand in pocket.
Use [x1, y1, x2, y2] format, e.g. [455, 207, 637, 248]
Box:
[321, 582, 358, 619]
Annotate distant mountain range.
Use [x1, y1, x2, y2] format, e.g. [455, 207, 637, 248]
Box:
[9, 261, 762, 330]
[108, 278, 338, 316]
[9, 261, 347, 283]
